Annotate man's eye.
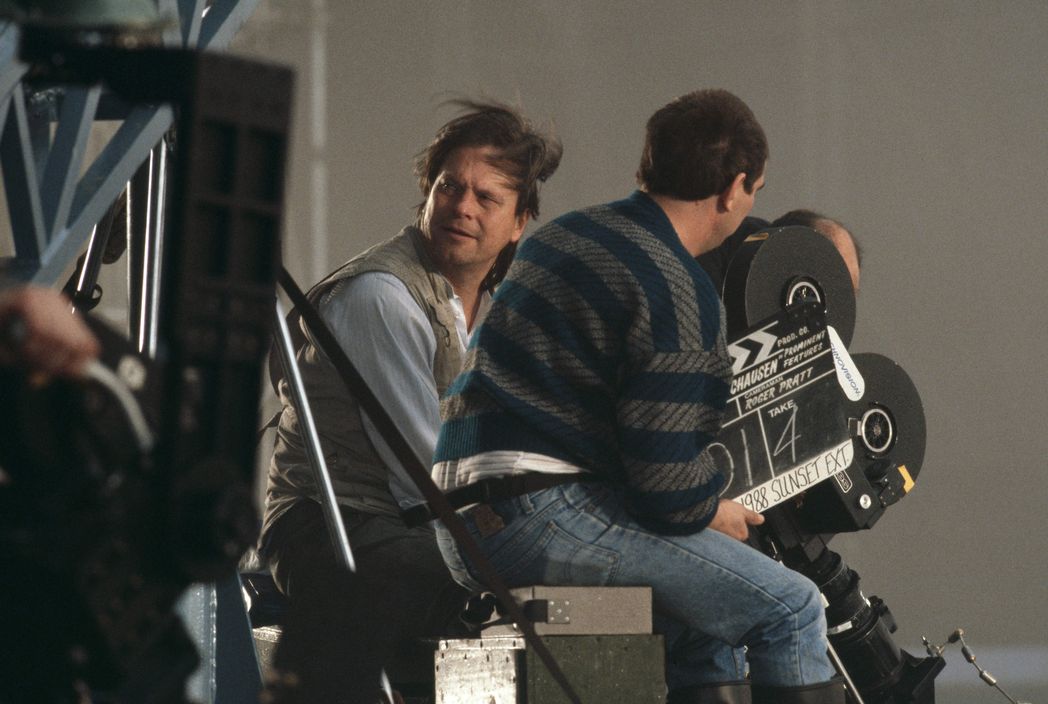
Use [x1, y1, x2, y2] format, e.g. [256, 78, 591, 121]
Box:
[438, 180, 457, 193]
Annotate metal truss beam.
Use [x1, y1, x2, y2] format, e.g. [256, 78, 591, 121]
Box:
[0, 0, 262, 287]
[0, 83, 45, 265]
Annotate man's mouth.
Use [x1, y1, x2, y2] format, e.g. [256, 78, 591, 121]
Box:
[441, 224, 477, 240]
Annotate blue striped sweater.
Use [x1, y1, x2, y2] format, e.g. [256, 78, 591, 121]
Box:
[435, 191, 732, 534]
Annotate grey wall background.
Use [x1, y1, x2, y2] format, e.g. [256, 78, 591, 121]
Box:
[226, 2, 1048, 701]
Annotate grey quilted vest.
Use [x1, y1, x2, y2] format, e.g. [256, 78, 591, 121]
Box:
[261, 227, 464, 540]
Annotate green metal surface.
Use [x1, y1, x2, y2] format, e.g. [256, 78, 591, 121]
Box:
[526, 635, 665, 704]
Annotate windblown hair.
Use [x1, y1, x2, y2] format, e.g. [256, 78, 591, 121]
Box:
[414, 99, 562, 289]
[414, 99, 562, 220]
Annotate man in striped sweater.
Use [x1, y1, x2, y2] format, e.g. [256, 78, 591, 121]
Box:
[432, 90, 843, 704]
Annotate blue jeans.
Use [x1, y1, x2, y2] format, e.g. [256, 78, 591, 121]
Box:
[435, 482, 836, 689]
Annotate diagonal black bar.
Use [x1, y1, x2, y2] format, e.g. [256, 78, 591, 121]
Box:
[277, 266, 582, 704]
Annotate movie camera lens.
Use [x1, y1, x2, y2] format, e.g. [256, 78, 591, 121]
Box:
[792, 548, 907, 700]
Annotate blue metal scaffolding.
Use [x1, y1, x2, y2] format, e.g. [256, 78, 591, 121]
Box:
[0, 0, 261, 287]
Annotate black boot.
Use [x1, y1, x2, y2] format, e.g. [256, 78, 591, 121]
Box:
[668, 680, 752, 704]
[752, 678, 846, 704]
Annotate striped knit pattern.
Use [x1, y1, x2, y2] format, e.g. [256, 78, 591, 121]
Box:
[436, 191, 732, 534]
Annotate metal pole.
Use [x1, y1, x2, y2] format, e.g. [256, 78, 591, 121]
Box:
[68, 224, 101, 308]
[141, 140, 168, 357]
[127, 150, 149, 346]
[126, 139, 169, 356]
[272, 297, 355, 571]
[67, 187, 124, 312]
[827, 640, 866, 704]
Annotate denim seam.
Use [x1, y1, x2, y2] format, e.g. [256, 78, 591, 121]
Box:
[545, 519, 622, 584]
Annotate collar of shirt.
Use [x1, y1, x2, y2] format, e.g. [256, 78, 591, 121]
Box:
[442, 278, 492, 350]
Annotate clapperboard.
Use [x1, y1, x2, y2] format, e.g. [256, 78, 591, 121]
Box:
[712, 226, 923, 524]
[716, 302, 859, 513]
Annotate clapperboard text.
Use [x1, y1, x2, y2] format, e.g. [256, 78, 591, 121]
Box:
[732, 439, 854, 513]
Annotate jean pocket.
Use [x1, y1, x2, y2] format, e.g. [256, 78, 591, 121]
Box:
[484, 519, 558, 586]
[495, 520, 621, 587]
[473, 494, 621, 588]
[544, 520, 620, 585]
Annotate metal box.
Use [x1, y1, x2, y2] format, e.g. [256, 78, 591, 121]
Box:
[436, 635, 665, 704]
[485, 586, 652, 636]
[252, 625, 281, 684]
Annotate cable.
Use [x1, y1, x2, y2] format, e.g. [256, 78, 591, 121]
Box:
[82, 359, 155, 453]
[922, 628, 1032, 704]
[0, 309, 154, 453]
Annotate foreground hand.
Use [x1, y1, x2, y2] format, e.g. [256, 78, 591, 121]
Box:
[708, 499, 764, 541]
[0, 287, 100, 381]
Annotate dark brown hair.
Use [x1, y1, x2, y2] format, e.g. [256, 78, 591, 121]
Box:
[637, 89, 768, 200]
[414, 99, 562, 221]
[414, 99, 562, 290]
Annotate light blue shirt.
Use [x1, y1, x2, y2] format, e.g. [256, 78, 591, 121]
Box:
[320, 271, 488, 508]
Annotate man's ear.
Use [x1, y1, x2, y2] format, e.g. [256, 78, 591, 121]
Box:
[717, 172, 748, 213]
[512, 212, 529, 242]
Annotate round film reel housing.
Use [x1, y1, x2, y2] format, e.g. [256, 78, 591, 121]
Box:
[793, 352, 926, 534]
[722, 226, 857, 347]
[849, 352, 927, 481]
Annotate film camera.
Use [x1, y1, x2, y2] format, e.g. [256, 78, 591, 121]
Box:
[715, 226, 944, 703]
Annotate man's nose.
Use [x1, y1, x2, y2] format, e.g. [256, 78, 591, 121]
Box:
[451, 190, 480, 218]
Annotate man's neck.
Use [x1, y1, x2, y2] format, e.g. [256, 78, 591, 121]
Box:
[442, 270, 485, 330]
[647, 192, 723, 257]
[417, 230, 487, 329]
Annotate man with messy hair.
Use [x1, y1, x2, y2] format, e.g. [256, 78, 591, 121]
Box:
[260, 100, 561, 703]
